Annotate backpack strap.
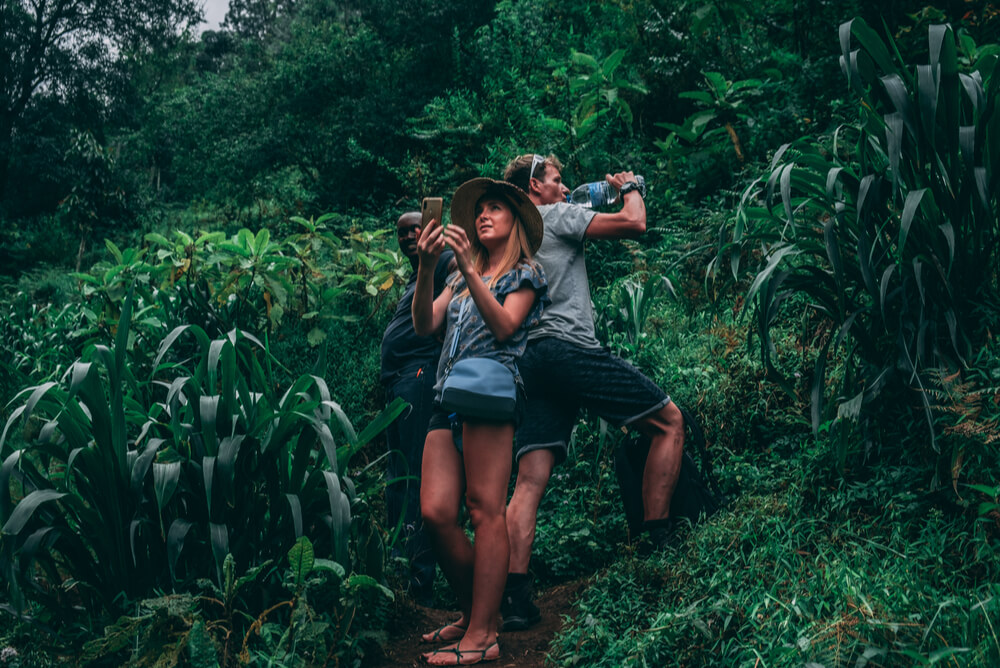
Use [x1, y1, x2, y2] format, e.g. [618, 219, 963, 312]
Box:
[677, 404, 726, 506]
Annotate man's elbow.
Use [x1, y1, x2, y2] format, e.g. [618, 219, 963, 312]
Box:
[621, 217, 646, 238]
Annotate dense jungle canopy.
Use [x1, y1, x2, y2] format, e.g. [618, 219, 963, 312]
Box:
[1, 0, 999, 666]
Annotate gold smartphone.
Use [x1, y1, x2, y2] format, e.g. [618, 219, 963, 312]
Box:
[421, 197, 444, 228]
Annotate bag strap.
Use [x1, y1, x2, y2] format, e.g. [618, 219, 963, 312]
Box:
[677, 405, 725, 505]
[445, 298, 470, 368]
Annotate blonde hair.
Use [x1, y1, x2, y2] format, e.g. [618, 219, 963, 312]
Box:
[456, 196, 534, 299]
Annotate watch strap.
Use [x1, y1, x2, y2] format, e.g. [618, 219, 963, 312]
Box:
[620, 180, 644, 198]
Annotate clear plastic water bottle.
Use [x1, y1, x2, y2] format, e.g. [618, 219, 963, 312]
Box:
[567, 175, 645, 208]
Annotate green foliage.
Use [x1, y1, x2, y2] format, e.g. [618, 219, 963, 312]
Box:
[531, 420, 629, 585]
[0, 287, 406, 629]
[76, 536, 392, 666]
[0, 0, 201, 206]
[714, 19, 1000, 471]
[655, 71, 765, 192]
[545, 48, 649, 141]
[594, 273, 675, 360]
[551, 450, 1000, 666]
[6, 3, 1000, 665]
[62, 215, 406, 357]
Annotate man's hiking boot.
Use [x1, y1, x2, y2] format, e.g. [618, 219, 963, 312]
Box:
[637, 517, 679, 557]
[501, 574, 540, 631]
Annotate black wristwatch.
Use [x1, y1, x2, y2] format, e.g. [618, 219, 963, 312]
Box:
[620, 180, 645, 198]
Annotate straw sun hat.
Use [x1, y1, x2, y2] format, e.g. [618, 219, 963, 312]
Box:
[449, 178, 544, 255]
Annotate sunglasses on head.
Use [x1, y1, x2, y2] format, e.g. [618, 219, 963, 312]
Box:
[527, 154, 544, 181]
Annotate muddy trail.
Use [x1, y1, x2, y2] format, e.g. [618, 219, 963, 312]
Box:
[369, 580, 586, 667]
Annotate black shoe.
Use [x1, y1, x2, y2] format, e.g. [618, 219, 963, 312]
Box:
[637, 517, 679, 557]
[501, 578, 540, 631]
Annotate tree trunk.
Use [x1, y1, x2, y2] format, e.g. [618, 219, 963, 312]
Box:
[76, 226, 90, 273]
[0, 121, 12, 202]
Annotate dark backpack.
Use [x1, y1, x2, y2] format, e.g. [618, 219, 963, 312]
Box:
[614, 405, 725, 537]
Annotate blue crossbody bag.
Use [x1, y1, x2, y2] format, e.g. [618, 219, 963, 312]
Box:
[439, 299, 518, 421]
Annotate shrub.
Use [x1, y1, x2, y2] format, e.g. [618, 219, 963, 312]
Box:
[0, 287, 405, 631]
[714, 19, 1000, 471]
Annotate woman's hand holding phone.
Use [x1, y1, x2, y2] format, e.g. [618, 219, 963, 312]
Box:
[443, 224, 474, 275]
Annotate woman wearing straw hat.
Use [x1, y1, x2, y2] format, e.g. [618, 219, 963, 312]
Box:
[411, 178, 548, 665]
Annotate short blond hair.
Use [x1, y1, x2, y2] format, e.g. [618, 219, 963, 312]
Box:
[504, 153, 563, 191]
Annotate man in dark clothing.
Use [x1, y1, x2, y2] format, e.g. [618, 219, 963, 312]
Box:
[381, 211, 455, 607]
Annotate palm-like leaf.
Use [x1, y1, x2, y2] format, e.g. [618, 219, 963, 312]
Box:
[714, 19, 999, 465]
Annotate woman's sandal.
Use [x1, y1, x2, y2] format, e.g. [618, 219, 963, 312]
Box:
[423, 641, 499, 665]
[420, 620, 469, 644]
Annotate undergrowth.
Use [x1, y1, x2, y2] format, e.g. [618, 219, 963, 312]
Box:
[550, 446, 1000, 666]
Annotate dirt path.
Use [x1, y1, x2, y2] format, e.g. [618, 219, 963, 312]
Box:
[370, 580, 586, 667]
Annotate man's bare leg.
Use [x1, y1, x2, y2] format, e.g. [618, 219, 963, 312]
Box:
[501, 448, 554, 630]
[634, 401, 684, 547]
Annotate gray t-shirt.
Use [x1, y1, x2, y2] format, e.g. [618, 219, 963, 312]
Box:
[530, 202, 600, 348]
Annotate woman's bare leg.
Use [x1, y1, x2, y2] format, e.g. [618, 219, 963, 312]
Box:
[420, 428, 472, 629]
[431, 420, 512, 662]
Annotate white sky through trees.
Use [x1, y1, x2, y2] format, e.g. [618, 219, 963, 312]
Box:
[200, 0, 230, 30]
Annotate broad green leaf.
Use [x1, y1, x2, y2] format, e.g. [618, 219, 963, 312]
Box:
[131, 439, 163, 495]
[199, 395, 219, 456]
[570, 50, 599, 70]
[209, 522, 229, 584]
[959, 125, 976, 169]
[287, 536, 315, 588]
[881, 74, 917, 140]
[235, 560, 273, 594]
[286, 494, 304, 537]
[312, 558, 346, 579]
[323, 471, 350, 566]
[216, 435, 244, 508]
[602, 49, 626, 79]
[3, 490, 66, 535]
[837, 390, 864, 423]
[253, 228, 271, 255]
[153, 462, 182, 515]
[746, 245, 800, 304]
[320, 399, 357, 446]
[207, 339, 226, 389]
[878, 264, 896, 323]
[0, 451, 23, 523]
[916, 64, 940, 146]
[885, 113, 903, 195]
[899, 188, 928, 257]
[203, 456, 216, 517]
[856, 175, 876, 223]
[144, 232, 172, 247]
[153, 325, 210, 373]
[938, 222, 956, 268]
[843, 18, 897, 78]
[959, 73, 985, 113]
[974, 167, 990, 210]
[704, 71, 727, 95]
[22, 382, 59, 427]
[345, 574, 394, 601]
[353, 397, 408, 451]
[166, 519, 193, 583]
[104, 238, 123, 263]
[217, 241, 252, 258]
[678, 91, 715, 105]
[307, 327, 327, 347]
